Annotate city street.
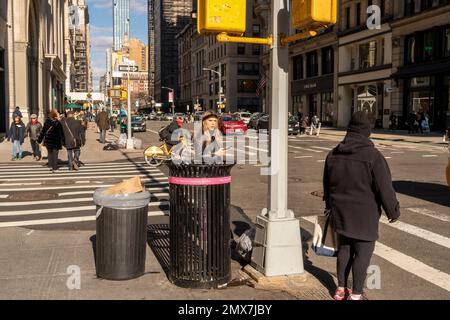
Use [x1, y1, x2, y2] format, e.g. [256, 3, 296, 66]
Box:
[1, 120, 448, 299]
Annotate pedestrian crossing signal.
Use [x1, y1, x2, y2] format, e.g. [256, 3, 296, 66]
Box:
[197, 0, 246, 35]
[292, 0, 337, 30]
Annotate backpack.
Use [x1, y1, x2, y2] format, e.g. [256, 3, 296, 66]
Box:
[158, 125, 171, 141]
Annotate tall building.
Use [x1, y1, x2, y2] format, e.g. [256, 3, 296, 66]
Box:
[69, 0, 92, 93]
[148, 0, 155, 99]
[152, 0, 192, 105]
[126, 38, 148, 72]
[113, 0, 130, 51]
[0, 1, 8, 134]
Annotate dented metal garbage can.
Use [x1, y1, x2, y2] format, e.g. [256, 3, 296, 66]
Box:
[167, 163, 235, 288]
[93, 188, 151, 280]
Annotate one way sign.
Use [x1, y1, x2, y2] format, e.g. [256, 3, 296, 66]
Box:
[119, 65, 139, 72]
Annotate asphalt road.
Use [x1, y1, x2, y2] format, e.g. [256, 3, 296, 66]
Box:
[0, 120, 448, 300]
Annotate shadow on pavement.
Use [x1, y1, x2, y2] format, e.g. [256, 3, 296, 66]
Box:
[393, 181, 450, 207]
[89, 235, 97, 266]
[147, 224, 171, 277]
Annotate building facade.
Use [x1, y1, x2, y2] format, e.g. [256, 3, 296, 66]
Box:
[391, 0, 450, 131]
[113, 0, 130, 51]
[126, 38, 148, 72]
[152, 0, 192, 104]
[69, 0, 92, 93]
[3, 0, 69, 133]
[176, 0, 264, 113]
[148, 0, 155, 99]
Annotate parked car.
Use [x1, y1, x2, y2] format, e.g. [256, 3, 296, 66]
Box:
[288, 116, 300, 135]
[249, 113, 267, 129]
[237, 112, 252, 126]
[257, 114, 270, 131]
[164, 113, 174, 121]
[131, 116, 147, 132]
[219, 114, 248, 135]
[155, 112, 164, 121]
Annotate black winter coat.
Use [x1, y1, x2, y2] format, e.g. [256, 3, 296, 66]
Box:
[61, 118, 84, 149]
[37, 119, 65, 150]
[7, 121, 26, 144]
[323, 132, 401, 241]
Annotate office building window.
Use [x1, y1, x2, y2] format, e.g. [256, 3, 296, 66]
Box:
[421, 0, 433, 11]
[406, 35, 416, 64]
[356, 2, 361, 25]
[444, 27, 450, 57]
[238, 63, 259, 76]
[252, 45, 261, 55]
[293, 55, 303, 80]
[252, 24, 261, 37]
[306, 52, 318, 77]
[322, 47, 334, 75]
[238, 80, 257, 93]
[404, 0, 415, 16]
[238, 44, 245, 55]
[345, 7, 351, 29]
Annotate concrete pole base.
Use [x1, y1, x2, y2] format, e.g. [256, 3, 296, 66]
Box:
[251, 210, 305, 277]
[126, 139, 134, 150]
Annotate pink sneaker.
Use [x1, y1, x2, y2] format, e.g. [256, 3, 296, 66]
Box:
[347, 294, 368, 300]
[334, 288, 352, 301]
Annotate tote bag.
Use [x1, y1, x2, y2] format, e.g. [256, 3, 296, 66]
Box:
[312, 213, 339, 257]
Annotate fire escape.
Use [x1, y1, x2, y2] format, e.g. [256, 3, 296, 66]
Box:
[73, 30, 87, 92]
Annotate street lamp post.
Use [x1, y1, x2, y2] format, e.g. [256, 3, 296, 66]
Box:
[162, 86, 175, 116]
[125, 59, 135, 150]
[203, 62, 223, 113]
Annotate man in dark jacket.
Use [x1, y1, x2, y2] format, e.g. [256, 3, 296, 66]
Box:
[96, 108, 109, 144]
[38, 111, 65, 172]
[323, 111, 400, 301]
[61, 111, 84, 171]
[26, 114, 43, 161]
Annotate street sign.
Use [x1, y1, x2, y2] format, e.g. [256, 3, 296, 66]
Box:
[168, 91, 174, 103]
[119, 65, 138, 72]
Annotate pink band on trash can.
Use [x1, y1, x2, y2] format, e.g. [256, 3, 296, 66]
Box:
[169, 176, 232, 186]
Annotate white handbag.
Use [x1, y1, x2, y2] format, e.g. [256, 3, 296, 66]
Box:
[312, 212, 339, 257]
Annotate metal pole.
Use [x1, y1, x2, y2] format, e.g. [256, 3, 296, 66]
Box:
[218, 62, 222, 114]
[251, 0, 304, 277]
[126, 64, 133, 149]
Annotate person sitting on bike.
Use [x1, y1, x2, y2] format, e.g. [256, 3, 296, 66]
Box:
[159, 117, 184, 149]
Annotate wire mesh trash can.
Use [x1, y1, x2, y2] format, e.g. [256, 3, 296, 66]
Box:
[93, 188, 151, 280]
[168, 163, 235, 288]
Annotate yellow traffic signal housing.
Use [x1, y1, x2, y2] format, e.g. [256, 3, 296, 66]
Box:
[197, 0, 246, 36]
[292, 0, 337, 30]
[121, 89, 127, 101]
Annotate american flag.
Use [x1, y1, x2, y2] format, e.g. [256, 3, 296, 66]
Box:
[256, 77, 267, 96]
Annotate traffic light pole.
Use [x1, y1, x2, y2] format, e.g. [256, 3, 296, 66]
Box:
[251, 0, 304, 277]
[126, 65, 134, 149]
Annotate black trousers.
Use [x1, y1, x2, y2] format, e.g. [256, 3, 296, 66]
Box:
[47, 148, 59, 170]
[337, 234, 376, 295]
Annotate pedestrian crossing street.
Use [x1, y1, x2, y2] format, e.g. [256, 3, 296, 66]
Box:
[0, 161, 170, 229]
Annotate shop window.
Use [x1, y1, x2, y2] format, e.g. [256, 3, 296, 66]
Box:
[321, 92, 334, 124]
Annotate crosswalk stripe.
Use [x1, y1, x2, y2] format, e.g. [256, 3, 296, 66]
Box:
[0, 169, 163, 179]
[0, 181, 169, 192]
[380, 217, 450, 249]
[0, 201, 170, 217]
[374, 242, 450, 292]
[57, 188, 169, 197]
[0, 172, 165, 182]
[406, 208, 450, 222]
[300, 216, 450, 292]
[311, 146, 333, 151]
[0, 176, 168, 187]
[0, 161, 147, 170]
[0, 165, 158, 174]
[289, 145, 323, 153]
[0, 210, 170, 228]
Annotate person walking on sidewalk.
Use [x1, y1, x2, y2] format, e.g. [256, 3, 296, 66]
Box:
[96, 108, 109, 144]
[38, 111, 65, 173]
[323, 111, 401, 301]
[25, 114, 43, 160]
[12, 106, 23, 120]
[61, 111, 85, 171]
[110, 113, 117, 132]
[6, 116, 26, 161]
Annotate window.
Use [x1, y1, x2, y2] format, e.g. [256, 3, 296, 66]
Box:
[404, 0, 415, 16]
[306, 52, 318, 77]
[293, 55, 303, 80]
[238, 44, 245, 55]
[345, 7, 351, 29]
[238, 80, 257, 93]
[252, 24, 261, 37]
[252, 45, 261, 55]
[444, 27, 450, 57]
[238, 63, 259, 76]
[322, 47, 334, 75]
[359, 41, 377, 69]
[423, 31, 434, 61]
[421, 0, 433, 11]
[356, 2, 361, 26]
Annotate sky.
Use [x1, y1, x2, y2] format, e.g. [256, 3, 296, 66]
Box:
[86, 0, 148, 91]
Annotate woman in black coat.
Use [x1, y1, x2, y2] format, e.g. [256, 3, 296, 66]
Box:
[38, 111, 65, 172]
[323, 111, 400, 300]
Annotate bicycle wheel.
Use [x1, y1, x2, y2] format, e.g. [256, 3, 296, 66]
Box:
[145, 155, 164, 167]
[144, 146, 166, 167]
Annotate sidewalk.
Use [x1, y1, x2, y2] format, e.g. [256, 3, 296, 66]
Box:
[319, 127, 448, 146]
[0, 123, 143, 164]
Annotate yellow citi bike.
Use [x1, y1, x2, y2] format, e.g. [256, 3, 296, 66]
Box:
[144, 137, 189, 167]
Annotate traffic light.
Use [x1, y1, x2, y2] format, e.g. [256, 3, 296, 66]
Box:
[197, 0, 246, 36]
[292, 0, 337, 30]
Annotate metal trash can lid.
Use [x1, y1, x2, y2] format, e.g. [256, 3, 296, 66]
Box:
[93, 188, 151, 209]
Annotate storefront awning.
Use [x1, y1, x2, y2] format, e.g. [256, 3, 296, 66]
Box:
[64, 103, 84, 109]
[392, 60, 450, 79]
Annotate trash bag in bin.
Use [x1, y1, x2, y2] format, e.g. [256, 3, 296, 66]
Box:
[93, 188, 151, 280]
